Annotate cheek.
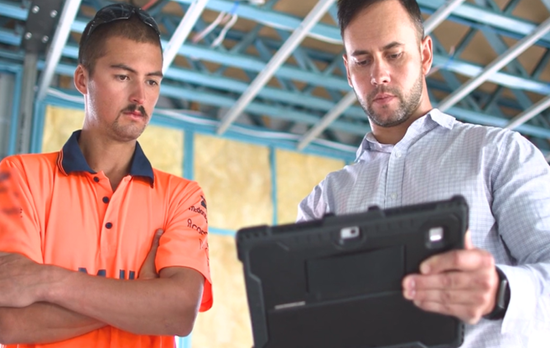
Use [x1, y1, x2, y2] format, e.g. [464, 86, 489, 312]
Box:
[348, 66, 367, 82]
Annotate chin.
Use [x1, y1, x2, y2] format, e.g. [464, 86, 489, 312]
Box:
[112, 127, 146, 142]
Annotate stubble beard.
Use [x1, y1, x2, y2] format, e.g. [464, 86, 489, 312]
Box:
[357, 69, 424, 128]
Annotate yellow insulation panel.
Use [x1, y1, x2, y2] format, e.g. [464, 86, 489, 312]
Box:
[276, 149, 345, 224]
[194, 134, 273, 230]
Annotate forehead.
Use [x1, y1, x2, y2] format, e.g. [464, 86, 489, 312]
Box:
[343, 0, 418, 52]
[96, 36, 162, 71]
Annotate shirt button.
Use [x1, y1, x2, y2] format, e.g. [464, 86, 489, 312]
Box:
[102, 197, 110, 204]
[93, 177, 99, 183]
[395, 151, 402, 158]
[105, 222, 113, 229]
[390, 193, 397, 200]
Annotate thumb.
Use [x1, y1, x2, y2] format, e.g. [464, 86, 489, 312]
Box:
[146, 228, 164, 262]
[138, 229, 164, 279]
[464, 229, 474, 250]
[152, 228, 163, 247]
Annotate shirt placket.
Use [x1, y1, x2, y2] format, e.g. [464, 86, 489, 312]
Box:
[385, 144, 406, 208]
[91, 173, 119, 263]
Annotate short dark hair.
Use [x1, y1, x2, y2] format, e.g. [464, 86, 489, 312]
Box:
[337, 0, 424, 42]
[78, 13, 162, 76]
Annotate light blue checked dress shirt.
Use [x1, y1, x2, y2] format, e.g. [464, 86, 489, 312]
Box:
[297, 109, 550, 347]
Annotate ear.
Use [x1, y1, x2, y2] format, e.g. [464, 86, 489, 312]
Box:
[74, 65, 89, 95]
[342, 53, 353, 88]
[420, 35, 434, 76]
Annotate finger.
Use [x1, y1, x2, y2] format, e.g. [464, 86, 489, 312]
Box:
[152, 228, 163, 247]
[420, 249, 494, 275]
[409, 287, 493, 308]
[404, 271, 494, 296]
[464, 230, 474, 250]
[139, 229, 163, 279]
[147, 229, 163, 259]
[412, 299, 485, 325]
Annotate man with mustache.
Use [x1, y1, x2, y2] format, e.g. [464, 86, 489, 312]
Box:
[298, 0, 550, 347]
[0, 3, 212, 347]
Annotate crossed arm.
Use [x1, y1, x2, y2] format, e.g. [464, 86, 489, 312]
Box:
[0, 230, 205, 344]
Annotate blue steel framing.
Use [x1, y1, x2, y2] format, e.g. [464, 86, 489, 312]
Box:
[0, 62, 22, 156]
[0, 0, 550, 153]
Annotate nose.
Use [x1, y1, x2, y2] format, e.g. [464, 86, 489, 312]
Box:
[130, 82, 146, 105]
[370, 59, 391, 86]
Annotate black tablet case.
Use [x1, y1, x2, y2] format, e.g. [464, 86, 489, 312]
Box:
[236, 196, 468, 348]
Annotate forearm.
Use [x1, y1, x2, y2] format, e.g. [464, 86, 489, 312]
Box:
[43, 266, 203, 337]
[0, 303, 104, 344]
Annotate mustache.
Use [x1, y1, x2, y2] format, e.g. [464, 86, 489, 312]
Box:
[122, 104, 148, 118]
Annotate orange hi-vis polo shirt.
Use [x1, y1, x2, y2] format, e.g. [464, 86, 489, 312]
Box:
[0, 130, 212, 348]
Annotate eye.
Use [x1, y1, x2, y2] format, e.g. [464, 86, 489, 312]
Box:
[115, 75, 129, 81]
[147, 79, 160, 86]
[355, 58, 372, 67]
[388, 52, 403, 60]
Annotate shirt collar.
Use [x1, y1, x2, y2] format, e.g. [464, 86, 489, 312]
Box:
[355, 108, 456, 161]
[57, 130, 155, 184]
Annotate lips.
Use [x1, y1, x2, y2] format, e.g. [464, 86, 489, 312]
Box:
[373, 93, 395, 102]
[124, 111, 143, 117]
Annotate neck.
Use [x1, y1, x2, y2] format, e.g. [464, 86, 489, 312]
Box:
[370, 113, 423, 145]
[78, 129, 136, 190]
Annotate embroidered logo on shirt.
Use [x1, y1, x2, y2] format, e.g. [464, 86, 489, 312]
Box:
[188, 218, 207, 235]
[0, 170, 22, 219]
[189, 205, 208, 223]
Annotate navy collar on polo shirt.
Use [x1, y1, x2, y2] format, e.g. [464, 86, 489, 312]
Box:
[60, 130, 155, 185]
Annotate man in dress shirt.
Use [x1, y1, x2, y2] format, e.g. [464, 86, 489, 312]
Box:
[298, 0, 550, 346]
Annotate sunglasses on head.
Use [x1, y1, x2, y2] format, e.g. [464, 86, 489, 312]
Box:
[83, 3, 160, 42]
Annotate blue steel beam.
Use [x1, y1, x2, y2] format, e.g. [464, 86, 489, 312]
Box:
[0, 46, 539, 126]
[473, 0, 500, 12]
[37, 57, 549, 139]
[480, 27, 537, 111]
[483, 86, 505, 116]
[171, 0, 550, 47]
[453, 28, 477, 57]
[1, 1, 550, 139]
[173, 0, 342, 44]
[2, 0, 550, 50]
[504, 0, 522, 15]
[0, 2, 548, 97]
[0, 34, 540, 119]
[533, 50, 550, 79]
[4, 55, 550, 142]
[160, 84, 368, 135]
[0, 2, 27, 21]
[479, 14, 550, 125]
[417, 0, 550, 46]
[0, 27, 20, 46]
[274, 28, 343, 104]
[217, 0, 336, 135]
[503, 0, 524, 16]
[431, 37, 483, 112]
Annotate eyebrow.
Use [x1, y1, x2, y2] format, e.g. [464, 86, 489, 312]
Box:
[350, 41, 405, 56]
[110, 64, 164, 78]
